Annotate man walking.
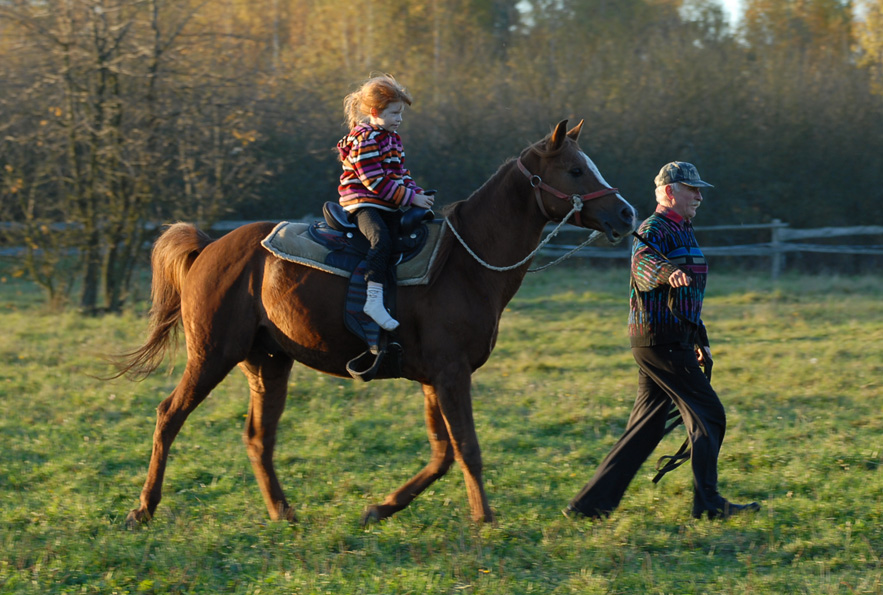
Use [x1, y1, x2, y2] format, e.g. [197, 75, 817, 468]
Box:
[565, 162, 760, 520]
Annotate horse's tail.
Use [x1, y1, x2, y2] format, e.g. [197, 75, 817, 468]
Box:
[114, 223, 213, 380]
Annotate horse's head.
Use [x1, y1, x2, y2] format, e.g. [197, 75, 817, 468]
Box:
[518, 120, 637, 242]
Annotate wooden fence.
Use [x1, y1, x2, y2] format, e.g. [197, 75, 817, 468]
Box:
[211, 217, 881, 279]
[3, 219, 882, 278]
[526, 219, 883, 279]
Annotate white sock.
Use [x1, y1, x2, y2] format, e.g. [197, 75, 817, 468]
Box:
[364, 281, 399, 331]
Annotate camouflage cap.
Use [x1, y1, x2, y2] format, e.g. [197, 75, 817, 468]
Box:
[654, 161, 714, 188]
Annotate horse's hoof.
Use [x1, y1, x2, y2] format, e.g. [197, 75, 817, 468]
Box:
[271, 501, 298, 524]
[472, 508, 496, 524]
[125, 508, 151, 528]
[360, 506, 382, 527]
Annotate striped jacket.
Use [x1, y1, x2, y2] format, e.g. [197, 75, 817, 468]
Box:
[337, 123, 422, 212]
[629, 205, 710, 348]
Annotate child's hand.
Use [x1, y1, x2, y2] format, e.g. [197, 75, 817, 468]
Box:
[413, 192, 435, 209]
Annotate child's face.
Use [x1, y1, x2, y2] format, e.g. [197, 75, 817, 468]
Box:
[369, 101, 405, 133]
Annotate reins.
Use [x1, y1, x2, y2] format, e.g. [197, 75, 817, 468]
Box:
[444, 157, 620, 273]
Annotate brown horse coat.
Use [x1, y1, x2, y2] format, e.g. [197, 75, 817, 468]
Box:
[119, 120, 637, 525]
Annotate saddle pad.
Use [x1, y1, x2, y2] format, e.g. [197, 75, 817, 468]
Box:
[260, 220, 446, 286]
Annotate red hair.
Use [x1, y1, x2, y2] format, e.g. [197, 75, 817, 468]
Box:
[343, 74, 413, 129]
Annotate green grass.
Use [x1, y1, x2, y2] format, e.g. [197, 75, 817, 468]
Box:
[1, 265, 882, 594]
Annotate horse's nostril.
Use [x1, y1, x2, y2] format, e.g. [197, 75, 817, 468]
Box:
[620, 206, 635, 223]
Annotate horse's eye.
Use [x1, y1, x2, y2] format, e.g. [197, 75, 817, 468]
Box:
[569, 167, 583, 177]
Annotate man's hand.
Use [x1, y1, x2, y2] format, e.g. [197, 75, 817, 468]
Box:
[696, 346, 711, 366]
[668, 269, 692, 288]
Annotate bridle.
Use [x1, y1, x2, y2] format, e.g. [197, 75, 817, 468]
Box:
[443, 151, 626, 273]
[443, 156, 620, 273]
[516, 157, 620, 227]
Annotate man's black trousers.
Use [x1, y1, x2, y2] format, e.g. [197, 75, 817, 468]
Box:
[569, 343, 728, 517]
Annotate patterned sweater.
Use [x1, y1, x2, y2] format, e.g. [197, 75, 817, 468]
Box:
[337, 123, 422, 212]
[629, 205, 710, 348]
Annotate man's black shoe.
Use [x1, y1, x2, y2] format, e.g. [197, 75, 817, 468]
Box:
[693, 500, 761, 520]
[562, 503, 606, 520]
[562, 504, 584, 519]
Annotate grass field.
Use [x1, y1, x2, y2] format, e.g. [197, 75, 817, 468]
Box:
[1, 263, 881, 594]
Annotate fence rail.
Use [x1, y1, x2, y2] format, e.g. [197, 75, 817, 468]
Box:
[2, 219, 882, 277]
[536, 219, 883, 278]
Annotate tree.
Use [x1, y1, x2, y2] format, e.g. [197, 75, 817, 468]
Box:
[4, 0, 883, 299]
[0, 0, 267, 312]
[742, 0, 854, 60]
[855, 0, 883, 94]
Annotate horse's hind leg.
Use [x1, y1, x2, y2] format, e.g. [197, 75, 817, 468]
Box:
[238, 349, 295, 521]
[126, 357, 235, 526]
[361, 383, 456, 525]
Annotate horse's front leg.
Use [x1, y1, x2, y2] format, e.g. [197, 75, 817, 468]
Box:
[361, 383, 455, 525]
[433, 371, 493, 523]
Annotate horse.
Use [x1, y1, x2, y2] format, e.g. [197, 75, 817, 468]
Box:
[117, 119, 637, 526]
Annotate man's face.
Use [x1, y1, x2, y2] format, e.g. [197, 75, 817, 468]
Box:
[669, 183, 704, 220]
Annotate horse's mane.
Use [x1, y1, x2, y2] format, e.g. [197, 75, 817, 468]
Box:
[423, 157, 519, 287]
[422, 130, 567, 286]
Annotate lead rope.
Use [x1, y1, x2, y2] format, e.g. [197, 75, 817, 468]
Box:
[445, 195, 604, 273]
[528, 231, 603, 272]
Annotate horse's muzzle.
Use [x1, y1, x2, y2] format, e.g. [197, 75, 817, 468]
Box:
[601, 203, 638, 243]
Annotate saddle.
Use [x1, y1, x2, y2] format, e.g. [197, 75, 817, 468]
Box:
[261, 202, 439, 382]
[317, 201, 434, 268]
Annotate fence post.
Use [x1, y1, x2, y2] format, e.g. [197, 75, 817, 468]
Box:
[771, 218, 784, 280]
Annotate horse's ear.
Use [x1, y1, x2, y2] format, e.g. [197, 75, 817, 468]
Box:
[548, 120, 569, 152]
[567, 120, 584, 141]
